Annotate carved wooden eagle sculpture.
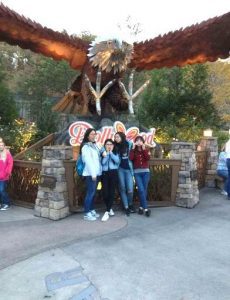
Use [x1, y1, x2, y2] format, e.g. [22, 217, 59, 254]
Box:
[0, 3, 229, 115]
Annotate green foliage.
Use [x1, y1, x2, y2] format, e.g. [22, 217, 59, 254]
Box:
[213, 130, 229, 151]
[0, 34, 95, 156]
[35, 99, 60, 136]
[23, 149, 43, 162]
[0, 82, 18, 124]
[0, 42, 80, 135]
[0, 59, 18, 124]
[75, 31, 96, 42]
[208, 61, 230, 127]
[18, 56, 77, 133]
[138, 64, 221, 143]
[0, 119, 38, 155]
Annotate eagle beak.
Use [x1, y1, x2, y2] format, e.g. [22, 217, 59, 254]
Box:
[114, 38, 122, 49]
[117, 40, 122, 49]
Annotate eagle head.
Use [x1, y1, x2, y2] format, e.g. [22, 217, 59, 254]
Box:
[88, 38, 133, 74]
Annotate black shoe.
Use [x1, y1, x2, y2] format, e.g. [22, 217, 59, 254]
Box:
[138, 207, 144, 215]
[145, 209, 151, 217]
[129, 205, 136, 213]
[125, 208, 130, 216]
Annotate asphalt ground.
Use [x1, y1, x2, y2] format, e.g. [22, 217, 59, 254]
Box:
[0, 188, 230, 300]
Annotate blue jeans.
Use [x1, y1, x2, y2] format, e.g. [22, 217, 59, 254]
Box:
[84, 176, 98, 213]
[134, 172, 150, 209]
[0, 181, 10, 205]
[118, 168, 133, 208]
[217, 169, 228, 192]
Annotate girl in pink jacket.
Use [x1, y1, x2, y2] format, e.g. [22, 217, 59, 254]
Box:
[0, 140, 13, 210]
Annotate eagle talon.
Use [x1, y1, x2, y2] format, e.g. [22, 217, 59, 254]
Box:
[96, 100, 101, 115]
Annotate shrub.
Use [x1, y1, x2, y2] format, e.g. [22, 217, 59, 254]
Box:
[0, 119, 38, 155]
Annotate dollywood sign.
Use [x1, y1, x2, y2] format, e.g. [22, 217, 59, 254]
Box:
[69, 121, 156, 147]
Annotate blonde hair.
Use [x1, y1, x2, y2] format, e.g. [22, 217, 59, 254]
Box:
[0, 141, 7, 161]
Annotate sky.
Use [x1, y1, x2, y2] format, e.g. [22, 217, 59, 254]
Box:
[1, 0, 230, 42]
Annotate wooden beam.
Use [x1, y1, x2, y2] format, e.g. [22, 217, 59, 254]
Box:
[14, 133, 55, 160]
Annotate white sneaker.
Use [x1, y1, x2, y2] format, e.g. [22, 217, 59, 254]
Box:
[90, 210, 100, 218]
[0, 204, 10, 211]
[109, 208, 115, 216]
[101, 211, 109, 222]
[221, 190, 228, 196]
[84, 212, 96, 221]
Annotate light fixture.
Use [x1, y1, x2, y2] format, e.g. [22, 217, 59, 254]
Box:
[203, 128, 213, 137]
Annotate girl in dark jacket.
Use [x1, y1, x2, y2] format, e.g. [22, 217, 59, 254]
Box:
[129, 135, 151, 217]
[114, 132, 135, 216]
[101, 139, 120, 221]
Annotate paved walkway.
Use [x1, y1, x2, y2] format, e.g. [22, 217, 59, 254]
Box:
[0, 188, 230, 300]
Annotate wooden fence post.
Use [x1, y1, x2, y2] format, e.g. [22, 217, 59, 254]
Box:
[63, 160, 76, 212]
[171, 162, 181, 202]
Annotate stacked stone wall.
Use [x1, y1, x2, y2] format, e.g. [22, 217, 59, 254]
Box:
[34, 146, 72, 220]
[198, 137, 218, 187]
[170, 142, 199, 208]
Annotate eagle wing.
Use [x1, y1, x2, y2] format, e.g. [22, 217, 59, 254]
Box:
[130, 12, 230, 70]
[0, 3, 90, 70]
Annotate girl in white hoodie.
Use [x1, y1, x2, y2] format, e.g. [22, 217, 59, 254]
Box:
[80, 128, 102, 221]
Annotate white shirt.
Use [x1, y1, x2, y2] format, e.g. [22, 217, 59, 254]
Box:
[82, 143, 102, 177]
[225, 139, 230, 158]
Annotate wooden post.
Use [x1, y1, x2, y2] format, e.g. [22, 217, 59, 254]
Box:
[171, 163, 181, 202]
[63, 160, 76, 212]
[14, 133, 55, 160]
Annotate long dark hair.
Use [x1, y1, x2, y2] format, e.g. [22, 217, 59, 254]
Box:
[134, 135, 145, 143]
[104, 138, 118, 154]
[114, 132, 129, 155]
[133, 135, 145, 152]
[80, 128, 96, 153]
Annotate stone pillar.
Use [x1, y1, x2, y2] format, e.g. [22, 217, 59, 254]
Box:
[198, 137, 218, 187]
[170, 142, 199, 208]
[34, 146, 72, 220]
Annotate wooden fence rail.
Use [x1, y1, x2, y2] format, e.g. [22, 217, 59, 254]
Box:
[8, 152, 207, 211]
[64, 159, 181, 212]
[14, 133, 55, 160]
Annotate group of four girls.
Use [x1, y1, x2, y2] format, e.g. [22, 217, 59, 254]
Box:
[80, 128, 151, 221]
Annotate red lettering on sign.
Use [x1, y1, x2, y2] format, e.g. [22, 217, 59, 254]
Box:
[69, 121, 155, 147]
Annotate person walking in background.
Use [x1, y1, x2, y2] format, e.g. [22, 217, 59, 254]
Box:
[114, 132, 135, 216]
[0, 139, 13, 210]
[217, 144, 228, 196]
[129, 136, 151, 217]
[225, 139, 230, 200]
[80, 128, 102, 221]
[101, 139, 120, 222]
